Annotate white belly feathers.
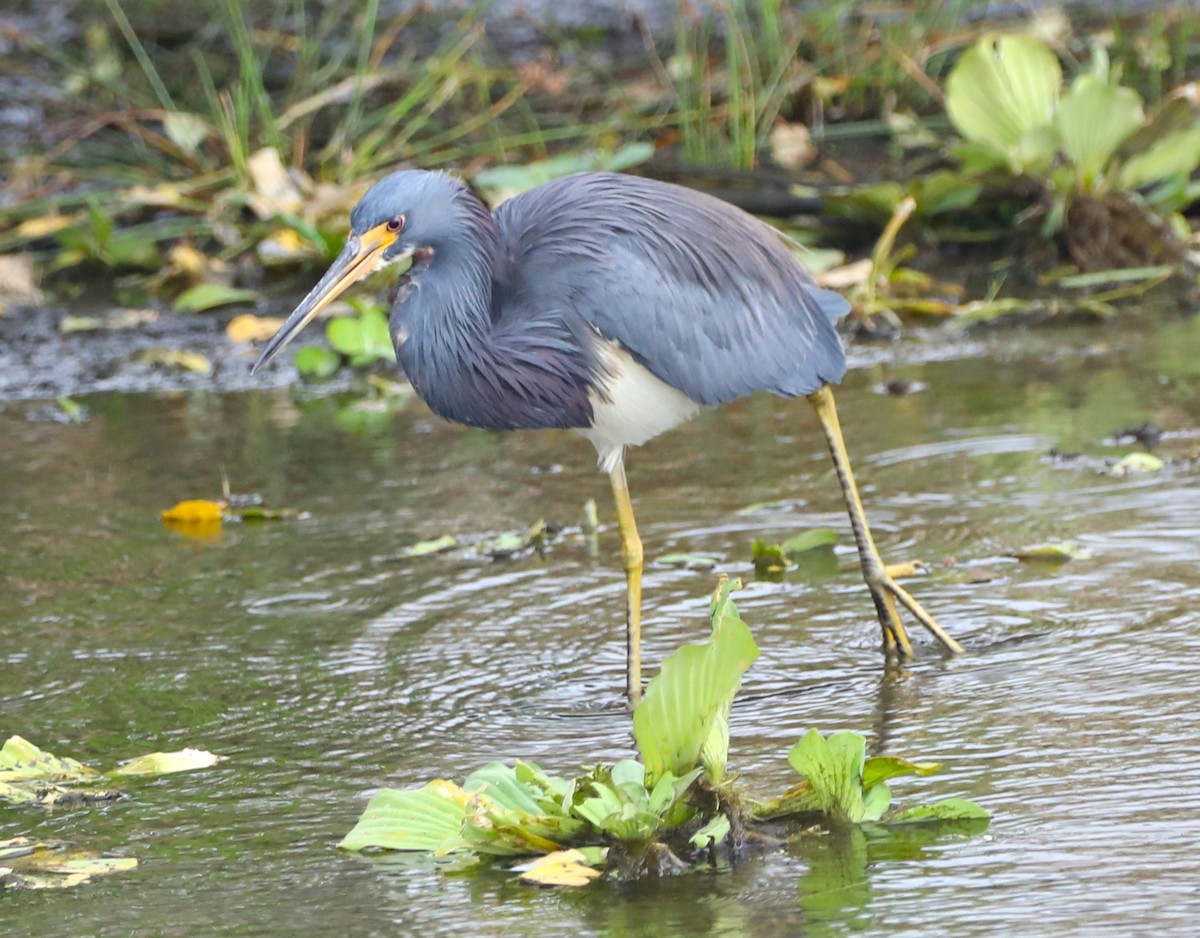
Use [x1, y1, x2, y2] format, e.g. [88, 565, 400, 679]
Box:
[582, 340, 702, 474]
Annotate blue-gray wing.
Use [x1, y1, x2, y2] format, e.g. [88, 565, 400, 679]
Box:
[492, 172, 847, 406]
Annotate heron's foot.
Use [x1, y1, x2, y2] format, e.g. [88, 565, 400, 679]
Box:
[865, 564, 964, 657]
[884, 560, 928, 579]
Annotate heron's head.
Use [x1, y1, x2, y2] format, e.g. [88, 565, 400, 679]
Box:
[252, 170, 467, 372]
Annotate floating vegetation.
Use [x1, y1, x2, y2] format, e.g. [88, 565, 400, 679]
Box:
[1, 838, 139, 891]
[0, 737, 221, 892]
[1009, 542, 1094, 564]
[944, 32, 1200, 270]
[339, 581, 988, 885]
[0, 735, 221, 808]
[751, 528, 839, 577]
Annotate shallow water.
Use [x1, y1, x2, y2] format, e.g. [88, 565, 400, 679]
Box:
[3, 304, 1200, 935]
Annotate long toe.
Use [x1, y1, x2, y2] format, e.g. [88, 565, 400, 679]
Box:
[881, 577, 964, 655]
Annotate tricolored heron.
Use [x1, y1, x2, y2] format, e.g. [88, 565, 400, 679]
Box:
[253, 170, 964, 705]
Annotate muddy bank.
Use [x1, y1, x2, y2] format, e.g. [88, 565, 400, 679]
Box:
[0, 299, 358, 401]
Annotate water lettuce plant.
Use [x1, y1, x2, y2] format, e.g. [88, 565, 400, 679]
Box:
[340, 580, 988, 883]
[945, 33, 1200, 265]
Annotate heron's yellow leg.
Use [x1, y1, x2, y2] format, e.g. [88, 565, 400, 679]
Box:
[806, 386, 964, 656]
[608, 456, 644, 706]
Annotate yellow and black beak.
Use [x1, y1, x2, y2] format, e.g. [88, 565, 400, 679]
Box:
[252, 222, 408, 373]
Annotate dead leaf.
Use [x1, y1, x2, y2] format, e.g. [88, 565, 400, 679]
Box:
[516, 849, 604, 887]
[815, 258, 873, 290]
[161, 500, 225, 524]
[246, 147, 305, 218]
[166, 242, 209, 278]
[0, 839, 138, 890]
[769, 121, 813, 170]
[109, 749, 222, 777]
[1010, 543, 1093, 563]
[60, 309, 158, 333]
[134, 348, 213, 374]
[16, 214, 73, 239]
[226, 314, 285, 344]
[124, 183, 193, 210]
[257, 228, 316, 266]
[162, 111, 210, 157]
[0, 255, 43, 305]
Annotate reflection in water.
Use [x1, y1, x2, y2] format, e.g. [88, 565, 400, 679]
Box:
[3, 310, 1200, 934]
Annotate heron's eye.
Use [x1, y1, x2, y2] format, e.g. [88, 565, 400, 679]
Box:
[386, 215, 405, 233]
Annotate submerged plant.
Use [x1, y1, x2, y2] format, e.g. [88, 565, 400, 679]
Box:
[339, 581, 988, 884]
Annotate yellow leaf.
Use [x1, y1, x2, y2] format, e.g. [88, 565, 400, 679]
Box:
[161, 500, 225, 523]
[124, 183, 190, 210]
[226, 313, 285, 344]
[246, 147, 305, 218]
[16, 214, 73, 239]
[516, 850, 604, 887]
[167, 243, 209, 277]
[257, 228, 316, 266]
[110, 749, 222, 777]
[134, 348, 213, 374]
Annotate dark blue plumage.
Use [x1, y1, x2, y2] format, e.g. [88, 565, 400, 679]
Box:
[494, 172, 848, 406]
[348, 170, 848, 437]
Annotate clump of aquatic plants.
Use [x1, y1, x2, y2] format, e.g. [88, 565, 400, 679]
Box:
[0, 735, 222, 891]
[944, 32, 1200, 269]
[339, 580, 988, 885]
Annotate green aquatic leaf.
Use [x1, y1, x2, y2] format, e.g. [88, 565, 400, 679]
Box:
[476, 520, 546, 558]
[654, 553, 720, 570]
[946, 33, 1062, 174]
[887, 798, 991, 824]
[294, 346, 341, 379]
[338, 780, 472, 853]
[173, 283, 259, 313]
[780, 529, 839, 555]
[466, 761, 564, 817]
[787, 730, 870, 823]
[402, 534, 461, 557]
[1055, 265, 1176, 289]
[460, 761, 586, 855]
[861, 756, 941, 791]
[1055, 74, 1143, 190]
[1109, 452, 1165, 477]
[751, 539, 789, 576]
[861, 779, 892, 822]
[913, 170, 984, 216]
[633, 579, 759, 785]
[326, 307, 395, 366]
[473, 143, 654, 199]
[573, 763, 701, 845]
[689, 814, 731, 850]
[1120, 123, 1200, 192]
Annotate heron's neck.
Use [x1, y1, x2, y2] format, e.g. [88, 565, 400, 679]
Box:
[391, 197, 595, 432]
